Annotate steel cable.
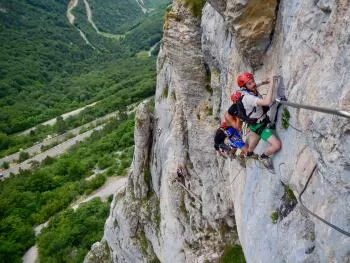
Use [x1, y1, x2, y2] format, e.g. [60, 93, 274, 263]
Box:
[297, 165, 350, 237]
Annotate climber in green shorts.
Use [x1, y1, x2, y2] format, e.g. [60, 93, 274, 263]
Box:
[226, 72, 281, 172]
[248, 121, 273, 141]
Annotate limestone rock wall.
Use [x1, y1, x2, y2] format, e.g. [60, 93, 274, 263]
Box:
[201, 0, 350, 262]
[89, 0, 350, 262]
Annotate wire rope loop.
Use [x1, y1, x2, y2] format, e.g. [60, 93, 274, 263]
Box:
[298, 166, 350, 238]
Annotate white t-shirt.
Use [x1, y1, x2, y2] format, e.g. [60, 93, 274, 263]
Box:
[241, 92, 265, 120]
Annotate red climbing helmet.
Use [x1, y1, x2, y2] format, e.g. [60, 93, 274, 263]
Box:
[230, 91, 242, 103]
[220, 120, 227, 129]
[237, 72, 254, 87]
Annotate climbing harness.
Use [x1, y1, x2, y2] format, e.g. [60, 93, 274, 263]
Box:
[275, 98, 350, 119]
[298, 165, 350, 238]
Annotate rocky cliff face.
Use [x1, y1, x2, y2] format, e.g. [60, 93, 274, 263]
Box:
[87, 0, 350, 262]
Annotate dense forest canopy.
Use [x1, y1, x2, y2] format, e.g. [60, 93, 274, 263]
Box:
[0, 0, 166, 134]
[0, 0, 167, 262]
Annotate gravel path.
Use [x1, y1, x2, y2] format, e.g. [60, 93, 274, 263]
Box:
[72, 176, 127, 210]
[22, 245, 38, 263]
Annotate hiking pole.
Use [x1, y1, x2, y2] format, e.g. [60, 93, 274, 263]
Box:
[275, 99, 350, 119]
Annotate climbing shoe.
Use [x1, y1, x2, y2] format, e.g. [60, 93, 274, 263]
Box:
[245, 152, 259, 159]
[258, 155, 275, 174]
[228, 150, 237, 160]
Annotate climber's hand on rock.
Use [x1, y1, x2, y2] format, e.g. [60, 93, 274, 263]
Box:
[261, 78, 270, 85]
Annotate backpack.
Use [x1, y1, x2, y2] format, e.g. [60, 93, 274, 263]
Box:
[228, 91, 269, 125]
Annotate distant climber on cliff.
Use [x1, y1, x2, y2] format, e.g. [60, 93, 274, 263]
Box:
[170, 165, 187, 185]
[225, 72, 281, 172]
[214, 120, 248, 165]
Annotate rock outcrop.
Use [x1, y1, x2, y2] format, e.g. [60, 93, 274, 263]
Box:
[225, 0, 278, 69]
[88, 0, 350, 262]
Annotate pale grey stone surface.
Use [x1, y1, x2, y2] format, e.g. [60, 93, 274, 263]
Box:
[89, 0, 350, 262]
[84, 241, 112, 263]
[205, 0, 350, 262]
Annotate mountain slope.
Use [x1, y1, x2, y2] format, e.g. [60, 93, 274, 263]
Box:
[0, 0, 167, 135]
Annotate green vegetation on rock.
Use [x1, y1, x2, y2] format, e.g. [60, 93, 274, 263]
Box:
[219, 244, 246, 263]
[183, 0, 206, 17]
[271, 211, 279, 224]
[281, 108, 291, 129]
[284, 184, 297, 201]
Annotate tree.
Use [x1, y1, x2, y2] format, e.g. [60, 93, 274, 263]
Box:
[41, 156, 55, 166]
[55, 116, 67, 134]
[18, 151, 30, 162]
[29, 160, 40, 169]
[0, 133, 12, 151]
[2, 161, 9, 169]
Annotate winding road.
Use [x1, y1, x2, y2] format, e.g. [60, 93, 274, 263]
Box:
[148, 41, 160, 56]
[1, 110, 119, 168]
[83, 0, 124, 39]
[67, 0, 123, 45]
[1, 124, 105, 178]
[2, 99, 142, 179]
[18, 101, 98, 136]
[67, 0, 97, 49]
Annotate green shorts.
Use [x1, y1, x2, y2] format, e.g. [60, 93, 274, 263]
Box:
[249, 122, 273, 141]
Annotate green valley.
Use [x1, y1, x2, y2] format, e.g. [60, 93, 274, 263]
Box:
[0, 0, 167, 262]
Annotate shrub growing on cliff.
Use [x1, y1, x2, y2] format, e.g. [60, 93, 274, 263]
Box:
[205, 84, 213, 95]
[281, 108, 291, 129]
[271, 210, 279, 224]
[144, 167, 152, 189]
[161, 86, 168, 98]
[183, 0, 206, 17]
[171, 91, 177, 101]
[219, 244, 246, 263]
[284, 184, 296, 201]
[205, 106, 213, 116]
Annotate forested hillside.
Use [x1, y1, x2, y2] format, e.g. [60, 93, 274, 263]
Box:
[0, 0, 165, 134]
[0, 0, 167, 262]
